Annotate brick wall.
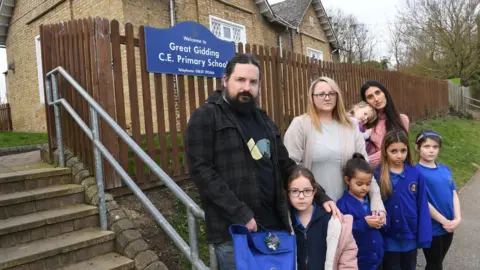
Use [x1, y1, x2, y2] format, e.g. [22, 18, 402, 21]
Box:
[6, 0, 72, 132]
[5, 0, 127, 132]
[298, 6, 331, 61]
[5, 0, 334, 132]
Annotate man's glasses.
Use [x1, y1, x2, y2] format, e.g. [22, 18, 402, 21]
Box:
[288, 189, 315, 197]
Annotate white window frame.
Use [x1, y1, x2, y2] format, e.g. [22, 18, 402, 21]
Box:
[307, 47, 324, 61]
[35, 35, 45, 104]
[209, 15, 247, 44]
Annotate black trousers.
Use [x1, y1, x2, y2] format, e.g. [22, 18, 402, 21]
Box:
[422, 233, 454, 270]
[379, 249, 418, 270]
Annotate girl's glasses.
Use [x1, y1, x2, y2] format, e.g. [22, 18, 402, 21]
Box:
[288, 189, 315, 197]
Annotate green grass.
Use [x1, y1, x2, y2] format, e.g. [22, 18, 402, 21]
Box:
[410, 116, 480, 187]
[127, 133, 184, 175]
[449, 78, 461, 85]
[165, 189, 209, 269]
[0, 132, 48, 148]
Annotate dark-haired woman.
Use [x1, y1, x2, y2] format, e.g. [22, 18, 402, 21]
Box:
[360, 81, 409, 169]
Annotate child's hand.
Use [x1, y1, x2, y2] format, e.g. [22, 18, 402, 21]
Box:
[443, 219, 461, 233]
[365, 215, 382, 229]
[371, 211, 387, 226]
[365, 129, 373, 137]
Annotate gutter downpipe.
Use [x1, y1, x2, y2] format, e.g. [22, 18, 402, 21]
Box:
[278, 26, 289, 57]
[169, 0, 175, 26]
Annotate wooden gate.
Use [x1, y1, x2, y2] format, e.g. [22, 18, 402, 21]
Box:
[0, 103, 12, 131]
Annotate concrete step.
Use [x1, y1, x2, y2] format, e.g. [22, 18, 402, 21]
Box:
[0, 204, 99, 248]
[58, 252, 134, 270]
[0, 227, 115, 269]
[0, 168, 72, 194]
[0, 184, 84, 219]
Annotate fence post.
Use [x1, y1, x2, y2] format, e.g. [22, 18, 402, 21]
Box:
[7, 104, 12, 131]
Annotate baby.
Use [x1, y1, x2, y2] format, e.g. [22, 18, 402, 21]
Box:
[348, 102, 377, 140]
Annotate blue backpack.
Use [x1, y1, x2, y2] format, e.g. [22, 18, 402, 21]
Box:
[229, 224, 296, 270]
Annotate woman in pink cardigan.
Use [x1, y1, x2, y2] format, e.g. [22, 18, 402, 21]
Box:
[360, 81, 409, 169]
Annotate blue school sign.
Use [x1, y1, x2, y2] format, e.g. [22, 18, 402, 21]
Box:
[144, 21, 236, 77]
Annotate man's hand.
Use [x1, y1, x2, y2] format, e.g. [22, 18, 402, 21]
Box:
[245, 218, 257, 232]
[365, 215, 382, 229]
[323, 200, 343, 219]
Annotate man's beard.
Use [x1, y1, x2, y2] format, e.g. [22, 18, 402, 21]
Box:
[224, 89, 258, 115]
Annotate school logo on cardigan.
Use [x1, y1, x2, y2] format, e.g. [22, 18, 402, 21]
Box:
[409, 182, 417, 194]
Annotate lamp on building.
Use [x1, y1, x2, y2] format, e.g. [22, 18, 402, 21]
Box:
[7, 59, 14, 73]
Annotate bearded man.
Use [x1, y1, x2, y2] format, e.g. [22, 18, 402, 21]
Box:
[185, 54, 336, 269]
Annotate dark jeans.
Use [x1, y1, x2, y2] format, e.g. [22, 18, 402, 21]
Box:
[422, 233, 454, 270]
[380, 249, 417, 270]
[214, 241, 236, 270]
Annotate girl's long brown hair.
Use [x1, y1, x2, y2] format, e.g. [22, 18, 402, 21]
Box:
[379, 130, 413, 199]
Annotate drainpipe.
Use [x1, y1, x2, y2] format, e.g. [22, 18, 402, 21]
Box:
[278, 26, 289, 57]
[290, 30, 295, 53]
[169, 0, 175, 26]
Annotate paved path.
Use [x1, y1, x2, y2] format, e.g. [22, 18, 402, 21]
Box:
[417, 171, 480, 270]
[0, 151, 50, 174]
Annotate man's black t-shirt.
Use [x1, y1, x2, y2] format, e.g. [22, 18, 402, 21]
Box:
[235, 111, 283, 230]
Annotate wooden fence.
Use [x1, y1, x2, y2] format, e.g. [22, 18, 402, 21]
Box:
[40, 18, 449, 193]
[0, 103, 13, 131]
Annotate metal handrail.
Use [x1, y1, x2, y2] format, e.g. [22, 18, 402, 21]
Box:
[463, 96, 480, 109]
[45, 66, 216, 270]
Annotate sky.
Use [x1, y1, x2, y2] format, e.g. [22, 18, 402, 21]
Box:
[269, 0, 404, 61]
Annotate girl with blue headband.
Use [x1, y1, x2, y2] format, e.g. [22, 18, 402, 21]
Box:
[414, 129, 462, 270]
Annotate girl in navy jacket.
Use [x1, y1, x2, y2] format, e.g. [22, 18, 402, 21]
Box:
[374, 130, 432, 270]
[287, 167, 358, 269]
[337, 153, 385, 270]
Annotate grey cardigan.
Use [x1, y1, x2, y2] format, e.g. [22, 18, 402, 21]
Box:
[284, 114, 385, 213]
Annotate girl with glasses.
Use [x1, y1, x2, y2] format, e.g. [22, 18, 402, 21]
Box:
[287, 167, 358, 269]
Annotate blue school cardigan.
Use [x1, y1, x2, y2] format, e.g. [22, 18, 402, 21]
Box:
[337, 191, 385, 270]
[374, 163, 432, 249]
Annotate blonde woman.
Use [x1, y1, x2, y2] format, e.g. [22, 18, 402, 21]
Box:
[284, 77, 385, 216]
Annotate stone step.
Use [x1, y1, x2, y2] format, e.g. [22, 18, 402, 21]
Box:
[0, 227, 115, 269]
[0, 168, 72, 194]
[0, 184, 84, 219]
[0, 204, 99, 248]
[58, 252, 134, 270]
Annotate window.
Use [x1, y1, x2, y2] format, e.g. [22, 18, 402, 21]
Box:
[35, 35, 45, 104]
[307, 47, 324, 61]
[209, 16, 247, 44]
[309, 16, 315, 26]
